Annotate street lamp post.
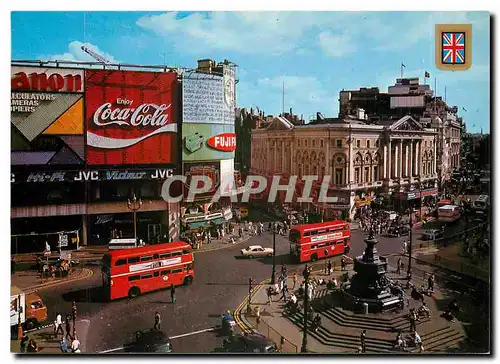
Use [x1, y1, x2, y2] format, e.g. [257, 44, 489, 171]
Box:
[271, 223, 277, 285]
[301, 264, 310, 353]
[127, 193, 142, 242]
[247, 278, 254, 313]
[407, 210, 414, 280]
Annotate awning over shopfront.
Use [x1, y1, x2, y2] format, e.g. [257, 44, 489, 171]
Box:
[187, 221, 210, 230]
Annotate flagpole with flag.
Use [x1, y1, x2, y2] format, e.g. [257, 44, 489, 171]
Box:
[424, 71, 430, 85]
[401, 62, 406, 78]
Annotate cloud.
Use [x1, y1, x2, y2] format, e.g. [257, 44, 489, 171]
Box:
[38, 41, 118, 63]
[137, 11, 348, 56]
[317, 31, 356, 57]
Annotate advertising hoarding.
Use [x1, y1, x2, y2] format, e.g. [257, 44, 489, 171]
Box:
[184, 162, 220, 199]
[182, 73, 235, 125]
[85, 70, 178, 165]
[11, 66, 85, 165]
[219, 158, 235, 196]
[183, 123, 235, 161]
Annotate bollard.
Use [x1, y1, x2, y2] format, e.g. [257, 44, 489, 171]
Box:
[363, 303, 369, 315]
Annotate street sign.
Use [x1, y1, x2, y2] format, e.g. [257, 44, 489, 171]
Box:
[59, 234, 68, 247]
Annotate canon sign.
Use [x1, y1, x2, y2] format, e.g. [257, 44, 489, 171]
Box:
[207, 133, 236, 152]
[11, 67, 84, 93]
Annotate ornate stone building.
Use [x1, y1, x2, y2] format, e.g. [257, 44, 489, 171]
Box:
[251, 114, 439, 219]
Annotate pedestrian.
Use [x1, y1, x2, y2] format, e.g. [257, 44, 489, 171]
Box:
[428, 274, 435, 292]
[255, 306, 261, 325]
[281, 285, 287, 302]
[72, 300, 77, 320]
[409, 309, 417, 332]
[71, 336, 81, 353]
[327, 261, 333, 275]
[402, 241, 407, 255]
[154, 311, 161, 330]
[60, 336, 69, 353]
[20, 333, 29, 353]
[170, 284, 176, 304]
[267, 286, 273, 304]
[65, 315, 72, 340]
[324, 260, 328, 274]
[54, 312, 64, 338]
[414, 331, 424, 353]
[238, 227, 242, 239]
[396, 258, 402, 275]
[341, 257, 346, 271]
[360, 330, 366, 353]
[292, 273, 297, 290]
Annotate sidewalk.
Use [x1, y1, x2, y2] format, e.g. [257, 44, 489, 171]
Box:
[11, 318, 90, 354]
[11, 268, 94, 293]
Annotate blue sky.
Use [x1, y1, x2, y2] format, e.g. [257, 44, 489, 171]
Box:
[11, 11, 490, 132]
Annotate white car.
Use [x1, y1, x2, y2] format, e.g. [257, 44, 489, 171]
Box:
[241, 245, 274, 258]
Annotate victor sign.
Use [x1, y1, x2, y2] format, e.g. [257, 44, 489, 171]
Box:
[85, 70, 178, 165]
[207, 133, 236, 152]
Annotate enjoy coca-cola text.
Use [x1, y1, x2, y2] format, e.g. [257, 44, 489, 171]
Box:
[93, 103, 171, 127]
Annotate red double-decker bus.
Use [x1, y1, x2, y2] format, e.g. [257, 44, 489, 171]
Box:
[289, 221, 351, 263]
[102, 242, 194, 301]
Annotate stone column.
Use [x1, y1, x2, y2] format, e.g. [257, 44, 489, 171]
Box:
[405, 143, 409, 177]
[415, 142, 419, 176]
[394, 142, 399, 178]
[433, 142, 437, 174]
[383, 145, 388, 178]
[388, 139, 392, 179]
[409, 141, 414, 177]
[399, 140, 403, 178]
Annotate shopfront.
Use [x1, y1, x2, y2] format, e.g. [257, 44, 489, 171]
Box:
[89, 210, 169, 245]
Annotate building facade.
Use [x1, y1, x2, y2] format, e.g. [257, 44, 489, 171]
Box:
[251, 113, 439, 219]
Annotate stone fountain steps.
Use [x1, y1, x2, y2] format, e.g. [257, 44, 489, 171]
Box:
[287, 311, 465, 353]
[312, 300, 431, 332]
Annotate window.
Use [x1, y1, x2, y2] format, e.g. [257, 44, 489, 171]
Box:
[128, 257, 140, 264]
[336, 140, 342, 148]
[312, 140, 316, 147]
[161, 270, 171, 276]
[141, 256, 153, 262]
[159, 252, 171, 259]
[115, 259, 127, 266]
[367, 140, 371, 148]
[356, 140, 361, 148]
[355, 168, 360, 183]
[172, 251, 182, 257]
[364, 167, 370, 182]
[320, 140, 324, 148]
[373, 166, 378, 181]
[172, 268, 183, 274]
[298, 140, 301, 147]
[375, 140, 379, 147]
[141, 273, 153, 280]
[154, 271, 160, 277]
[305, 140, 308, 147]
[304, 231, 311, 237]
[182, 249, 192, 255]
[128, 275, 140, 282]
[335, 168, 343, 185]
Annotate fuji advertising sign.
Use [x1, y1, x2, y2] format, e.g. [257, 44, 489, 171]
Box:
[207, 133, 236, 152]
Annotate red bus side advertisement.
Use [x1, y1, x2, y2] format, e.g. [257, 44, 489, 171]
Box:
[101, 242, 194, 300]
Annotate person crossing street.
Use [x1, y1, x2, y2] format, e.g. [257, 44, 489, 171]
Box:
[170, 285, 176, 304]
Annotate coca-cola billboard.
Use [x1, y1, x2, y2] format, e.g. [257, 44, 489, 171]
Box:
[85, 70, 178, 165]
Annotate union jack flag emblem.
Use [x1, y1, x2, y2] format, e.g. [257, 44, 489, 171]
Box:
[442, 32, 465, 64]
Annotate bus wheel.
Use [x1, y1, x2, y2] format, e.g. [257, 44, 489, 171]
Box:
[184, 276, 193, 286]
[311, 254, 318, 262]
[128, 286, 141, 298]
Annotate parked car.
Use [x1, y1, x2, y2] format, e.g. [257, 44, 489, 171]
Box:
[241, 245, 274, 258]
[421, 229, 444, 241]
[387, 224, 410, 237]
[222, 333, 278, 353]
[125, 329, 173, 353]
